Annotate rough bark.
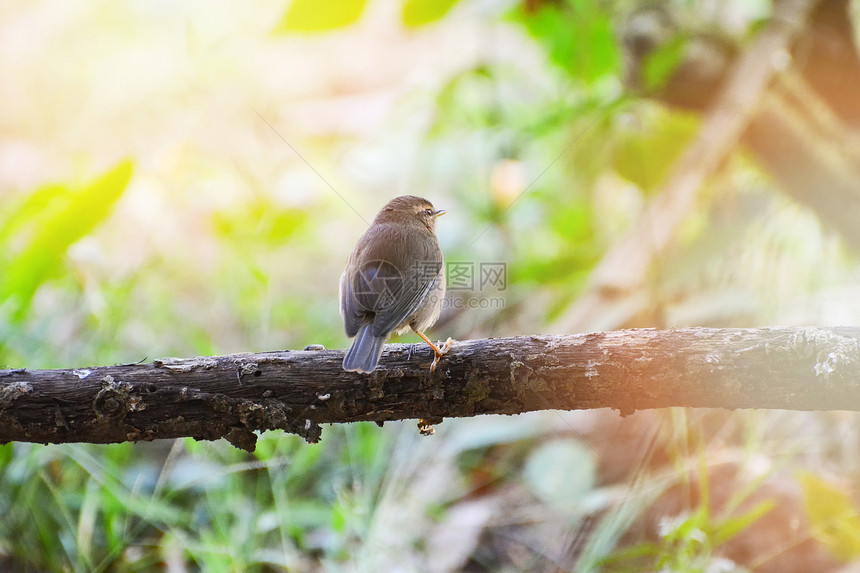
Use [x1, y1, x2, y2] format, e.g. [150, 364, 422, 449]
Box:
[2, 326, 860, 452]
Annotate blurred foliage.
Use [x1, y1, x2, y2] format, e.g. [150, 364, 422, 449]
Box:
[516, 0, 621, 85]
[403, 0, 462, 27]
[276, 0, 369, 33]
[523, 439, 597, 511]
[275, 0, 463, 32]
[611, 105, 698, 193]
[0, 427, 397, 571]
[642, 35, 688, 91]
[799, 472, 860, 561]
[0, 161, 132, 323]
[606, 456, 776, 572]
[2, 0, 860, 571]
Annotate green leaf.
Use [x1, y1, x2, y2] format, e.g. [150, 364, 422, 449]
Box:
[515, 0, 621, 84]
[211, 202, 307, 245]
[642, 36, 687, 91]
[523, 439, 596, 511]
[276, 0, 368, 33]
[0, 184, 68, 247]
[0, 160, 133, 320]
[443, 416, 548, 453]
[402, 0, 460, 27]
[0, 443, 13, 467]
[612, 106, 698, 192]
[714, 499, 774, 544]
[799, 471, 860, 560]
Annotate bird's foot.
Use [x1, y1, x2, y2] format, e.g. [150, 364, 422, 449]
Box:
[429, 337, 453, 373]
[418, 417, 443, 435]
[413, 331, 454, 373]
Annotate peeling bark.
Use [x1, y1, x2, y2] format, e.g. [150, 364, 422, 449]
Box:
[2, 327, 860, 451]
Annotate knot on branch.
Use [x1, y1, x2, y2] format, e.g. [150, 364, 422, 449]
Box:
[93, 376, 142, 421]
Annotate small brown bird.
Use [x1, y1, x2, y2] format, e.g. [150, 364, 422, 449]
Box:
[341, 195, 451, 373]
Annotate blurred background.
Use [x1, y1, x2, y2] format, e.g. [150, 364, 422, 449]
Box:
[3, 0, 860, 570]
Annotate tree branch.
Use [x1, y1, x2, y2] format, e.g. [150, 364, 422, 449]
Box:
[2, 326, 860, 452]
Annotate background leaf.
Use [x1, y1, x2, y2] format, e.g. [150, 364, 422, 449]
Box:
[276, 0, 368, 33]
[799, 471, 860, 561]
[522, 439, 596, 512]
[0, 160, 133, 321]
[515, 0, 621, 84]
[402, 0, 460, 27]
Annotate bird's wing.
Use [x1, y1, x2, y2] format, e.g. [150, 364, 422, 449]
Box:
[371, 259, 442, 337]
[340, 269, 366, 338]
[342, 258, 415, 336]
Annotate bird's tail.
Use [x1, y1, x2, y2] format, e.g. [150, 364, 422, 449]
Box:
[343, 324, 386, 373]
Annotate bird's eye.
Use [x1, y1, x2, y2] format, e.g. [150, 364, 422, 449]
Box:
[424, 209, 433, 216]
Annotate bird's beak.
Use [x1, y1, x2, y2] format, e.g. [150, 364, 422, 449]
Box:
[434, 209, 447, 219]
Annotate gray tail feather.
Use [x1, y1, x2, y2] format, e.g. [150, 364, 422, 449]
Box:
[343, 325, 386, 373]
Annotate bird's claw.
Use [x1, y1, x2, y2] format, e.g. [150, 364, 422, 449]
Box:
[429, 337, 453, 373]
[418, 417, 443, 435]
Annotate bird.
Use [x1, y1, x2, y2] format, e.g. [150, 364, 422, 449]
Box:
[340, 195, 452, 373]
